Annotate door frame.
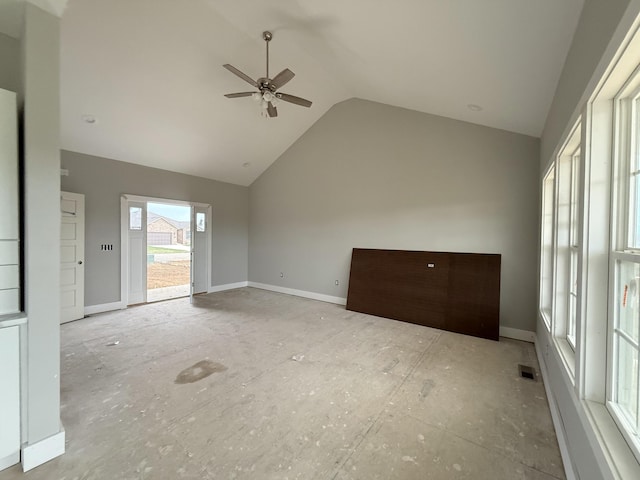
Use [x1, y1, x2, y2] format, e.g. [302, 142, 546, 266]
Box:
[120, 194, 212, 306]
[124, 199, 147, 305]
[191, 204, 211, 297]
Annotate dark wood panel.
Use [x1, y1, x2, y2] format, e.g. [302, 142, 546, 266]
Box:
[446, 253, 501, 341]
[346, 249, 449, 328]
[346, 248, 500, 341]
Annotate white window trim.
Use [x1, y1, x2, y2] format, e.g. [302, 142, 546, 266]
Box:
[542, 120, 582, 381]
[567, 147, 581, 350]
[606, 74, 640, 462]
[540, 166, 556, 331]
[581, 17, 640, 467]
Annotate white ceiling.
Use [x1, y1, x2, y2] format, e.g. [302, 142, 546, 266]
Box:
[59, 0, 584, 186]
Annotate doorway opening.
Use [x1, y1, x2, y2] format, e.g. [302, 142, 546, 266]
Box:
[146, 202, 191, 302]
[121, 194, 211, 307]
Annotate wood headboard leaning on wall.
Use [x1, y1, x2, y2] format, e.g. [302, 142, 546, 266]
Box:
[346, 248, 501, 341]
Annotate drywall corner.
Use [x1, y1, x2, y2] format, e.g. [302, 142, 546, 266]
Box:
[21, 1, 62, 445]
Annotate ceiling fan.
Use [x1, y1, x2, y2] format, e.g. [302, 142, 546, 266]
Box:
[223, 31, 313, 118]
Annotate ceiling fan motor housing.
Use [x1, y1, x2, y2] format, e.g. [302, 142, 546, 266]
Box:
[257, 78, 277, 92]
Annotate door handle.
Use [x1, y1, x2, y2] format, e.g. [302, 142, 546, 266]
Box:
[78, 260, 83, 265]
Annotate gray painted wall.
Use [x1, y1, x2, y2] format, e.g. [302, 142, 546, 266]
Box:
[541, 0, 631, 165]
[61, 150, 249, 307]
[22, 3, 62, 444]
[0, 32, 20, 93]
[249, 98, 540, 332]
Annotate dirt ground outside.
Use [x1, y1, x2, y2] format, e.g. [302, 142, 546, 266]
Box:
[147, 260, 190, 289]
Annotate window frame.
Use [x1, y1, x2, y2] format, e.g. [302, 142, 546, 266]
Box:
[607, 73, 640, 463]
[551, 120, 582, 379]
[540, 165, 556, 331]
[538, 119, 582, 380]
[129, 206, 142, 231]
[196, 212, 206, 232]
[567, 146, 581, 350]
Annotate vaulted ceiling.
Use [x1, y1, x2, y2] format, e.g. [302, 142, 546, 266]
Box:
[15, 0, 587, 186]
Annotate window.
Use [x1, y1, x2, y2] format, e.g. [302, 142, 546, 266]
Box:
[540, 167, 555, 330]
[558, 143, 581, 350]
[539, 121, 581, 376]
[613, 259, 640, 430]
[610, 79, 640, 457]
[567, 148, 580, 348]
[129, 206, 142, 230]
[196, 212, 206, 232]
[539, 121, 582, 348]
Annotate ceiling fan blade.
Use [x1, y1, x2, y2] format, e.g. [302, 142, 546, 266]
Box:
[223, 64, 258, 88]
[267, 102, 278, 118]
[224, 92, 255, 98]
[270, 68, 295, 89]
[277, 93, 312, 108]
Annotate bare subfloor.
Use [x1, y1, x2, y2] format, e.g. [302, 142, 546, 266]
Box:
[5, 288, 564, 479]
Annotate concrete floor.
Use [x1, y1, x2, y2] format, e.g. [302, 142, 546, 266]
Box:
[4, 288, 564, 479]
[147, 284, 190, 303]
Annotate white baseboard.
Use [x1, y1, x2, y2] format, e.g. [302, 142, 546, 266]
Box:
[499, 326, 536, 343]
[22, 429, 65, 472]
[208, 281, 248, 293]
[84, 301, 125, 316]
[248, 282, 347, 306]
[0, 451, 19, 471]
[534, 340, 577, 480]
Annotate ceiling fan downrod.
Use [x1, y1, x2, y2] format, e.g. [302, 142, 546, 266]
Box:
[263, 31, 272, 81]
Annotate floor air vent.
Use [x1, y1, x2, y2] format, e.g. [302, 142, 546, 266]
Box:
[518, 364, 536, 380]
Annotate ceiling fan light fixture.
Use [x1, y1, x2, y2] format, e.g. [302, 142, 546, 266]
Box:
[222, 30, 313, 118]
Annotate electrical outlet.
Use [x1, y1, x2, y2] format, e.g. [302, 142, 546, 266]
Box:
[335, 280, 339, 286]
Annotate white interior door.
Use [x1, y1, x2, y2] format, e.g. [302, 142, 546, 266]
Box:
[127, 201, 147, 305]
[192, 205, 209, 295]
[60, 191, 85, 323]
